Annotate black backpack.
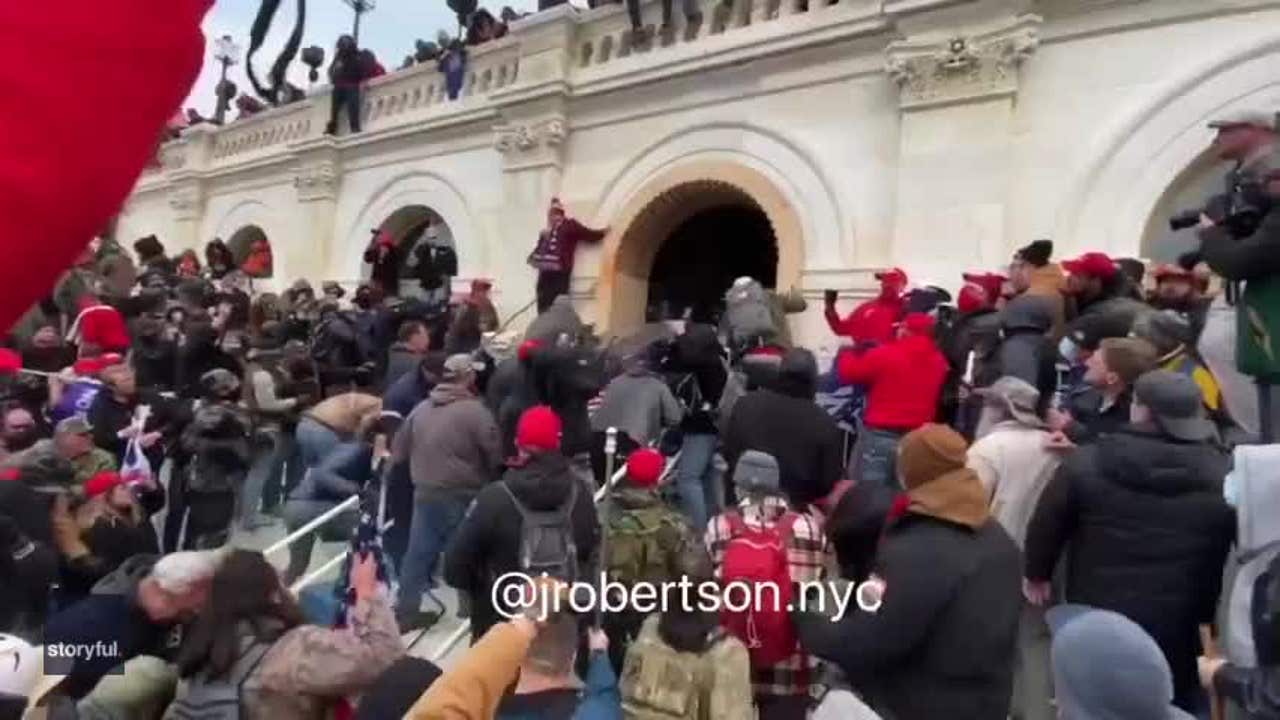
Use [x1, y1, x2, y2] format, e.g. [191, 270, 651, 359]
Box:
[502, 480, 579, 582]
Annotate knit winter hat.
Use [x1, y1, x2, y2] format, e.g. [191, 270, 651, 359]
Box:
[516, 405, 562, 452]
[626, 448, 665, 488]
[84, 471, 126, 499]
[70, 304, 130, 353]
[897, 424, 989, 529]
[1015, 239, 1054, 267]
[733, 450, 780, 495]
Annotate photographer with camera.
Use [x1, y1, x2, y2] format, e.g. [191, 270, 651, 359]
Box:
[1190, 111, 1280, 440]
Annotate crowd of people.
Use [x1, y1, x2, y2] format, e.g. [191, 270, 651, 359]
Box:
[2, 114, 1280, 720]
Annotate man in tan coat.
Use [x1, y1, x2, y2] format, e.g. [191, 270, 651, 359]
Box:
[1009, 239, 1067, 340]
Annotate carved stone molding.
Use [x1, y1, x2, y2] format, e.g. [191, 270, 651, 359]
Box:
[167, 184, 203, 221]
[294, 160, 341, 202]
[159, 140, 188, 172]
[493, 116, 568, 168]
[886, 14, 1042, 110]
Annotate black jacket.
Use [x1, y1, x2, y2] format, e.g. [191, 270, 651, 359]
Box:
[131, 337, 178, 393]
[87, 390, 187, 469]
[1063, 386, 1132, 444]
[797, 513, 1021, 720]
[668, 325, 727, 435]
[1024, 428, 1235, 707]
[363, 243, 401, 295]
[996, 295, 1058, 416]
[722, 384, 843, 508]
[443, 452, 600, 639]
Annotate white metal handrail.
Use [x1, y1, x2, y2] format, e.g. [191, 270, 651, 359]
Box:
[263, 493, 362, 558]
[428, 451, 682, 663]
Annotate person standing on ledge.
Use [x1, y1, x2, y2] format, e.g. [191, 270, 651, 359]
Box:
[528, 197, 607, 313]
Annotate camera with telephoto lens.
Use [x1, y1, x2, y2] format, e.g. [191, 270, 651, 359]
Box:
[1169, 171, 1271, 237]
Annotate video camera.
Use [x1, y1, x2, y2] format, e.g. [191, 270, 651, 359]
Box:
[1169, 170, 1271, 238]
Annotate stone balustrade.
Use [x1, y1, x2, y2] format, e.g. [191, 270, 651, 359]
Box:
[138, 0, 903, 185]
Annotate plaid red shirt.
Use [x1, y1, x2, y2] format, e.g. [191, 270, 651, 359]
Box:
[705, 496, 831, 701]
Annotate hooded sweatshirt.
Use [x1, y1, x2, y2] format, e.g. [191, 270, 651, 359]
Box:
[1049, 605, 1195, 720]
[407, 381, 503, 502]
[838, 332, 948, 431]
[996, 295, 1058, 416]
[442, 451, 600, 640]
[589, 367, 682, 446]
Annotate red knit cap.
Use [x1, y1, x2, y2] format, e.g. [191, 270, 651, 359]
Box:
[84, 471, 126, 499]
[626, 448, 664, 488]
[516, 405, 561, 452]
[518, 339, 543, 362]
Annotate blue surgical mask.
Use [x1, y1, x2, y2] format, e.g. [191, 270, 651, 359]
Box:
[1224, 470, 1240, 508]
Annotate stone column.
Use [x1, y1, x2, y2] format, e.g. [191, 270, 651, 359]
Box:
[489, 5, 577, 322]
[885, 13, 1040, 286]
[291, 140, 343, 284]
[166, 181, 204, 251]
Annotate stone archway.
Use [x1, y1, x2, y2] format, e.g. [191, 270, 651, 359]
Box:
[598, 160, 804, 335]
[372, 205, 456, 296]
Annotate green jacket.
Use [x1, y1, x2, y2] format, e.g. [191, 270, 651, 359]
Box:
[1200, 207, 1280, 380]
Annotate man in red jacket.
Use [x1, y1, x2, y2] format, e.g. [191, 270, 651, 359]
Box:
[527, 198, 607, 313]
[839, 312, 949, 487]
[824, 268, 907, 347]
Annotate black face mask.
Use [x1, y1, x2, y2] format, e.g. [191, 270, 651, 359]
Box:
[4, 428, 40, 452]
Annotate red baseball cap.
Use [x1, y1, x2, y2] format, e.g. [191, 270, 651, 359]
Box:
[84, 471, 126, 499]
[961, 272, 1007, 303]
[1062, 252, 1117, 281]
[875, 267, 908, 285]
[626, 448, 665, 488]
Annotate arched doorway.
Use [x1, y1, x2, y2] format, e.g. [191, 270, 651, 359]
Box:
[371, 205, 456, 297]
[646, 188, 778, 323]
[1140, 148, 1235, 264]
[226, 225, 273, 279]
[600, 165, 804, 334]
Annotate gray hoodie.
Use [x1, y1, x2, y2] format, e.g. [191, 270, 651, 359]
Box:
[406, 381, 502, 502]
[1048, 605, 1195, 720]
[589, 367, 682, 445]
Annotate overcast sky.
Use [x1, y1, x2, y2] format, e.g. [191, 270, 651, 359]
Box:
[187, 0, 541, 117]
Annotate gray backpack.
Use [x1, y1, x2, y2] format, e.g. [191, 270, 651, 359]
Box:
[1222, 445, 1280, 667]
[502, 480, 579, 582]
[723, 280, 777, 345]
[163, 638, 271, 720]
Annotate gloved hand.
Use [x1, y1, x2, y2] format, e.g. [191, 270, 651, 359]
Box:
[823, 289, 838, 307]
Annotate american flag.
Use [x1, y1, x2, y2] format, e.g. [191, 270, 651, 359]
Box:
[120, 405, 153, 488]
[327, 466, 393, 720]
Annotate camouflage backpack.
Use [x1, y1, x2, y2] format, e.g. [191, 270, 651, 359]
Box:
[605, 501, 687, 588]
[620, 616, 728, 720]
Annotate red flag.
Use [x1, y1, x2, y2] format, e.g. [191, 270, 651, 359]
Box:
[0, 0, 212, 333]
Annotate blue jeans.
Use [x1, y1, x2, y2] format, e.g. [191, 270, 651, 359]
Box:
[242, 429, 293, 522]
[677, 433, 721, 530]
[397, 494, 470, 613]
[853, 427, 905, 488]
[295, 418, 342, 471]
